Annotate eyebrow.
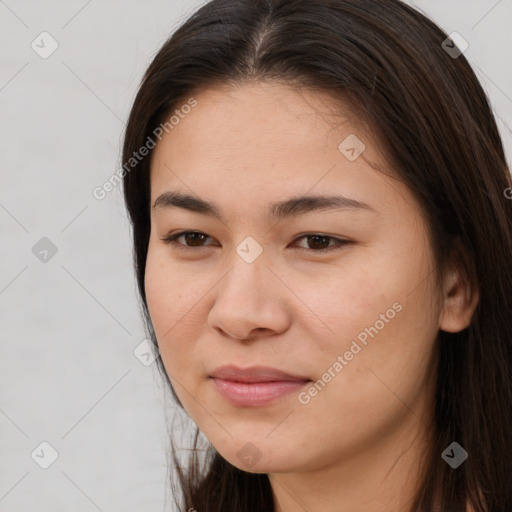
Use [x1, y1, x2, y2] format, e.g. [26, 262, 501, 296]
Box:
[152, 191, 375, 220]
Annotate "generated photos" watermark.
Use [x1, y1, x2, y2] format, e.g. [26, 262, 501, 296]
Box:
[298, 301, 403, 405]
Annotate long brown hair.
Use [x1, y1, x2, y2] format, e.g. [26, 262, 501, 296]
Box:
[121, 1, 512, 510]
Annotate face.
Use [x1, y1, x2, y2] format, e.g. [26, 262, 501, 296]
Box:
[145, 81, 445, 475]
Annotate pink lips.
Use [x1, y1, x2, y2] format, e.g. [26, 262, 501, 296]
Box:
[209, 365, 311, 407]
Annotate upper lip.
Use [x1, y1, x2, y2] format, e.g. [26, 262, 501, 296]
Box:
[210, 365, 311, 383]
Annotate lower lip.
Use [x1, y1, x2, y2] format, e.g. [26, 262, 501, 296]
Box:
[211, 377, 310, 407]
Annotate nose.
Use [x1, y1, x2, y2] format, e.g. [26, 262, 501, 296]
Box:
[207, 252, 291, 341]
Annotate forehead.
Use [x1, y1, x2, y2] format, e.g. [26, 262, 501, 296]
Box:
[148, 82, 414, 224]
[153, 82, 361, 155]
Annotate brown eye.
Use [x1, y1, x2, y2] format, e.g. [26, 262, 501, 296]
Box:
[292, 234, 351, 253]
[161, 231, 214, 248]
[181, 232, 209, 246]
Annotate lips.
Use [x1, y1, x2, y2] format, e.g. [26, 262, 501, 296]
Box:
[209, 365, 312, 406]
[209, 364, 311, 383]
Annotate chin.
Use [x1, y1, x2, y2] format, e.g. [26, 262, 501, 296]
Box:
[214, 439, 310, 475]
[227, 456, 294, 475]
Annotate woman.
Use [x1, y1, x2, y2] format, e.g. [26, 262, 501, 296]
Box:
[121, 0, 512, 510]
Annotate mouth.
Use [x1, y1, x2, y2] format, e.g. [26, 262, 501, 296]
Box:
[209, 365, 312, 407]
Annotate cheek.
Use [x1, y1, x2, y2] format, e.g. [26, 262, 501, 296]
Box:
[145, 252, 213, 428]
[144, 249, 173, 330]
[304, 242, 440, 393]
[144, 246, 212, 378]
[144, 247, 184, 356]
[298, 254, 404, 350]
[144, 243, 198, 327]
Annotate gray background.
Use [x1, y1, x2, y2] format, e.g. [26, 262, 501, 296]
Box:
[1, 1, 511, 511]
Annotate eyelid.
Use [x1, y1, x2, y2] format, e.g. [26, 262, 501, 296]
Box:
[159, 230, 352, 253]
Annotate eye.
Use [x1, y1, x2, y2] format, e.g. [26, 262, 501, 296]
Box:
[160, 231, 216, 249]
[291, 233, 351, 252]
[160, 231, 351, 253]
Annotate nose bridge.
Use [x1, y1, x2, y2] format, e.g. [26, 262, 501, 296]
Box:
[222, 240, 272, 300]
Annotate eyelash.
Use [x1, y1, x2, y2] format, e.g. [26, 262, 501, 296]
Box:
[160, 231, 351, 253]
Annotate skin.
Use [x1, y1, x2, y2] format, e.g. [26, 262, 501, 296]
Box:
[145, 81, 479, 512]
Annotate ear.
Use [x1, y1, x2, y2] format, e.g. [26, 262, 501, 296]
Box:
[438, 242, 480, 333]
